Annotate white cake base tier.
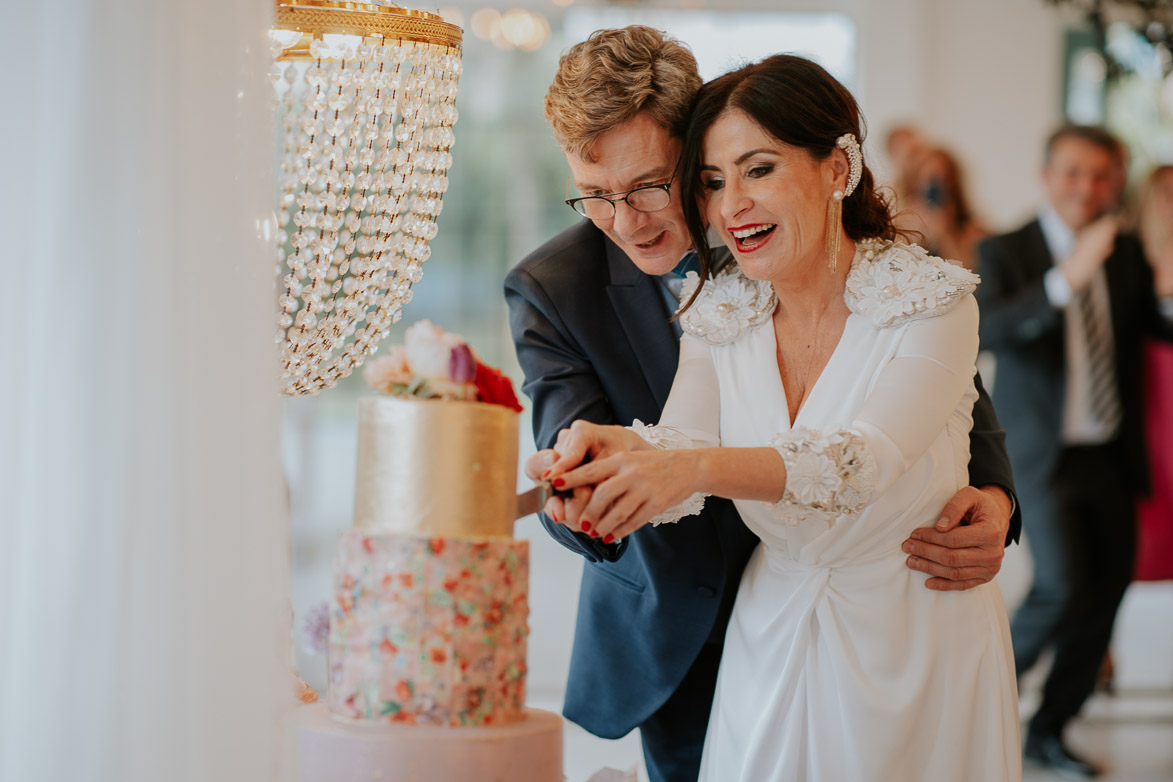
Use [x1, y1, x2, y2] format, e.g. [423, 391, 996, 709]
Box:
[293, 703, 564, 782]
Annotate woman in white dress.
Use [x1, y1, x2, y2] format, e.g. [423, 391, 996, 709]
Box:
[543, 55, 1021, 781]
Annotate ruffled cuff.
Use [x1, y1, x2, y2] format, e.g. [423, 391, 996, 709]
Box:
[627, 420, 708, 526]
[769, 426, 877, 526]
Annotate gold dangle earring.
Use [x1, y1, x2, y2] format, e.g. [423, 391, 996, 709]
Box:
[828, 132, 863, 273]
[826, 189, 844, 272]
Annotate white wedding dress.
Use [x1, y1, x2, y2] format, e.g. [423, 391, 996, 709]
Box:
[642, 240, 1020, 782]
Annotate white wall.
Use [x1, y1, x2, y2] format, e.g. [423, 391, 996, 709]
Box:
[851, 0, 1072, 230]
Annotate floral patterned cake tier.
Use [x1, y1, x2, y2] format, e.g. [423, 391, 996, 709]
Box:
[328, 531, 529, 726]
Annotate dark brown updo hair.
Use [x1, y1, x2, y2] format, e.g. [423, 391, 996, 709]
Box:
[680, 54, 898, 307]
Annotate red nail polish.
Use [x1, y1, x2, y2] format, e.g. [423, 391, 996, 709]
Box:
[551, 477, 565, 488]
[551, 513, 559, 523]
[540, 469, 551, 479]
[590, 529, 600, 538]
[602, 534, 615, 544]
[580, 520, 591, 532]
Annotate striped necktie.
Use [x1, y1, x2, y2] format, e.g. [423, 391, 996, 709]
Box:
[1075, 282, 1122, 435]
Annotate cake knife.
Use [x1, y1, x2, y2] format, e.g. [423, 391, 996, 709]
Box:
[514, 481, 569, 520]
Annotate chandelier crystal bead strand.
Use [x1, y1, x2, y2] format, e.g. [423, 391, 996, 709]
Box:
[270, 1, 462, 396]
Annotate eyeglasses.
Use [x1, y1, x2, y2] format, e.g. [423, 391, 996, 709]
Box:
[565, 176, 675, 219]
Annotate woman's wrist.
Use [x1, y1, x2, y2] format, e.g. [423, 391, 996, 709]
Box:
[689, 448, 715, 496]
[626, 426, 656, 451]
[686, 447, 785, 502]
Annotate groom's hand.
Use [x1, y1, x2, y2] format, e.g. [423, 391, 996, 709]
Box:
[525, 449, 556, 483]
[901, 485, 1011, 591]
[526, 449, 568, 525]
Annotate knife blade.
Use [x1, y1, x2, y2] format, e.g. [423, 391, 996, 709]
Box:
[514, 481, 567, 520]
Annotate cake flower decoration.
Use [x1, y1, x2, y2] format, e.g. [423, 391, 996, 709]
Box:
[362, 320, 522, 411]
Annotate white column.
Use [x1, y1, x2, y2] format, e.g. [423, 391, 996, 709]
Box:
[0, 2, 290, 781]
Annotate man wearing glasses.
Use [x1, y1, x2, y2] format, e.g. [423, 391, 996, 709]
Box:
[504, 26, 1020, 782]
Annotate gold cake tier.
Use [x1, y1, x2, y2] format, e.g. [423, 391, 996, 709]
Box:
[353, 396, 519, 538]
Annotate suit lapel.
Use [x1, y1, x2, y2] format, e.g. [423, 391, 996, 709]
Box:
[603, 239, 680, 409]
[1022, 220, 1055, 282]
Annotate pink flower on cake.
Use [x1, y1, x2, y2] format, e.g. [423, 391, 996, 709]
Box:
[449, 343, 476, 383]
[362, 344, 412, 392]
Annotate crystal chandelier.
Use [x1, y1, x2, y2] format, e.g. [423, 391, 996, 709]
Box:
[270, 2, 463, 396]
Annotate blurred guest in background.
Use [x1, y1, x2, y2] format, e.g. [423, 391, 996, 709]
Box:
[884, 124, 927, 204]
[976, 125, 1173, 778]
[1135, 164, 1173, 582]
[900, 145, 988, 269]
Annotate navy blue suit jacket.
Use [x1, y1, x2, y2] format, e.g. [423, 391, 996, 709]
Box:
[505, 219, 1019, 739]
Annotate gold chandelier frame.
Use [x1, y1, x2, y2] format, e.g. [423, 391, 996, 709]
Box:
[274, 1, 462, 58]
[270, 1, 464, 396]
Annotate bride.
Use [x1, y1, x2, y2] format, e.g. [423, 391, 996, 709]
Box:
[543, 54, 1021, 781]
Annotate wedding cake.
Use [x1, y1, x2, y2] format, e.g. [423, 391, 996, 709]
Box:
[294, 322, 563, 782]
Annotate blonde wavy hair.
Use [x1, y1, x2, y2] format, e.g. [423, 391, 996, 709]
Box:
[544, 26, 701, 162]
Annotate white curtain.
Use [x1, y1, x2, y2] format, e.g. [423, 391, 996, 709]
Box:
[0, 3, 289, 781]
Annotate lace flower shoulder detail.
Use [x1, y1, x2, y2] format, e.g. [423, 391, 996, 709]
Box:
[845, 239, 979, 329]
[626, 420, 708, 526]
[677, 267, 775, 346]
[769, 426, 877, 527]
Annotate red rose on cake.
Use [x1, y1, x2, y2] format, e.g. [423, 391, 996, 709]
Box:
[362, 320, 522, 412]
[473, 362, 523, 412]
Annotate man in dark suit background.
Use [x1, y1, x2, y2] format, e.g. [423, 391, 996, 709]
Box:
[506, 26, 1021, 782]
[977, 125, 1173, 778]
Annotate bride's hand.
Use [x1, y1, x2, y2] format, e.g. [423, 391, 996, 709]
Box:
[542, 421, 655, 538]
[531, 421, 642, 534]
[550, 447, 703, 543]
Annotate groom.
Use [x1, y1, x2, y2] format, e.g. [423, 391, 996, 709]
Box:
[505, 26, 1020, 782]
